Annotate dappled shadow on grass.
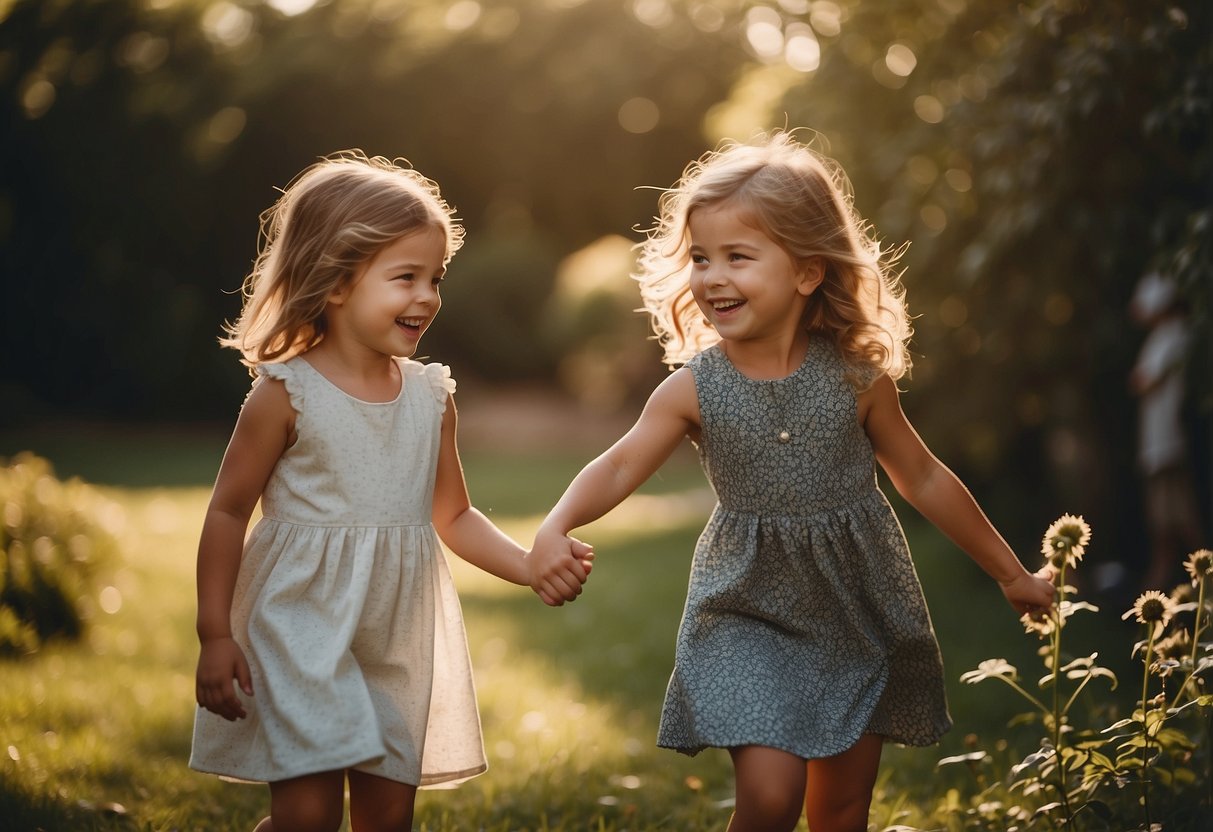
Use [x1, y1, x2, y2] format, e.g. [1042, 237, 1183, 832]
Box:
[0, 777, 139, 832]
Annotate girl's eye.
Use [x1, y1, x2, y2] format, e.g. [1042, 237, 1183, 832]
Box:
[394, 273, 415, 282]
[729, 252, 750, 262]
[690, 254, 707, 265]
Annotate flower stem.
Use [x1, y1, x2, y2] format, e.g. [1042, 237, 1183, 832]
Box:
[1049, 564, 1074, 825]
[1169, 574, 1206, 711]
[1140, 625, 1158, 829]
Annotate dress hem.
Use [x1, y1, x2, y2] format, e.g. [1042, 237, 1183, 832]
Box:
[657, 723, 950, 761]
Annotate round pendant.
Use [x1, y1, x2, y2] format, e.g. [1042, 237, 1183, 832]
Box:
[778, 430, 791, 443]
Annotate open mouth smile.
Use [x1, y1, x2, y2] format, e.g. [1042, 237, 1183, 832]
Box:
[395, 316, 426, 337]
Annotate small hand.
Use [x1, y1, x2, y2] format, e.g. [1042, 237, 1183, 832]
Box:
[999, 566, 1056, 617]
[196, 636, 253, 721]
[528, 527, 594, 606]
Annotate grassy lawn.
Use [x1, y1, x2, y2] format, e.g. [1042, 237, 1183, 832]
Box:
[0, 426, 1140, 831]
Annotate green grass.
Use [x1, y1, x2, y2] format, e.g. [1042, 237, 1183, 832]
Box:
[0, 429, 1139, 831]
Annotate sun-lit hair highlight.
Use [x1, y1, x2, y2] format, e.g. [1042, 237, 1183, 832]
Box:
[220, 150, 463, 369]
[635, 131, 912, 387]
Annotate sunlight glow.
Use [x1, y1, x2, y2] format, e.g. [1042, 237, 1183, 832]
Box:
[784, 23, 820, 72]
[914, 94, 945, 123]
[201, 2, 255, 48]
[809, 1, 842, 37]
[944, 168, 973, 192]
[20, 77, 54, 119]
[444, 0, 482, 31]
[745, 7, 784, 59]
[118, 32, 170, 73]
[689, 3, 725, 32]
[207, 107, 247, 145]
[920, 204, 947, 232]
[99, 586, 123, 615]
[264, 0, 318, 16]
[618, 97, 660, 134]
[885, 43, 917, 77]
[632, 0, 675, 28]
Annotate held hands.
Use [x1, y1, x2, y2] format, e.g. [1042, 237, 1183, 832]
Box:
[196, 636, 253, 721]
[527, 526, 595, 606]
[998, 565, 1057, 617]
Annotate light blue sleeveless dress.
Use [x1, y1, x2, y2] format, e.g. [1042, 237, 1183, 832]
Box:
[657, 339, 953, 759]
[190, 356, 487, 787]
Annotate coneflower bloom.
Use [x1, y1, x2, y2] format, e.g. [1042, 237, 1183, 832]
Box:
[1123, 590, 1178, 637]
[1184, 549, 1213, 585]
[1041, 514, 1091, 569]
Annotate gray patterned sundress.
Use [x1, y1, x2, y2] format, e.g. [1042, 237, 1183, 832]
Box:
[656, 339, 953, 759]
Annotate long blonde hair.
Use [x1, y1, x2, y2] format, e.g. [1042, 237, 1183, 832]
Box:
[221, 150, 463, 368]
[635, 131, 911, 386]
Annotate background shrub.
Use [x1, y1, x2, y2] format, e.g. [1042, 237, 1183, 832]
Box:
[0, 453, 119, 655]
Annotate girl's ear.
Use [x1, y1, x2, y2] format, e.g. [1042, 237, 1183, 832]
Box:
[797, 256, 826, 297]
[327, 275, 353, 306]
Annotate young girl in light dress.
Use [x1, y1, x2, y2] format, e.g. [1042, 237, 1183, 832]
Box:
[190, 151, 591, 832]
[529, 132, 1055, 832]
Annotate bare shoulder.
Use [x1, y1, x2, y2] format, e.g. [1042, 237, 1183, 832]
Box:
[645, 367, 700, 426]
[855, 372, 902, 428]
[237, 373, 296, 444]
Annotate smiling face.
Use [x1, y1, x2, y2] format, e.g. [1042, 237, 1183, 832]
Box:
[687, 201, 821, 346]
[327, 225, 448, 359]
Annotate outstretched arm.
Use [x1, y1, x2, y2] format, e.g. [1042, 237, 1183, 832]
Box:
[530, 369, 699, 602]
[859, 375, 1054, 615]
[196, 377, 294, 721]
[432, 394, 592, 605]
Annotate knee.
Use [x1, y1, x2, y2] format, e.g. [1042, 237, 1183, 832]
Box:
[269, 793, 344, 832]
[353, 803, 413, 832]
[805, 792, 872, 832]
[732, 782, 803, 832]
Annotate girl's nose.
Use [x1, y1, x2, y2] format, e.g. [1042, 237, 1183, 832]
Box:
[703, 263, 728, 288]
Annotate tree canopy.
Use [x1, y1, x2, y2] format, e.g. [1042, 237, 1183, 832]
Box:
[2, 0, 1209, 548]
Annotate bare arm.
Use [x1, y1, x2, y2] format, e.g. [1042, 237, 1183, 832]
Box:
[195, 377, 294, 720]
[530, 369, 699, 596]
[859, 375, 1054, 615]
[430, 394, 592, 605]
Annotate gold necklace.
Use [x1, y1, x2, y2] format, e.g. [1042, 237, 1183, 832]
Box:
[770, 383, 793, 444]
[723, 342, 795, 443]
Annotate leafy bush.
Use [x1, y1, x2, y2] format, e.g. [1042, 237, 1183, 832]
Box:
[914, 517, 1212, 832]
[0, 453, 120, 655]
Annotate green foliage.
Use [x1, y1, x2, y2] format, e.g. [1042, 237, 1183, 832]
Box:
[0, 0, 742, 421]
[757, 0, 1212, 537]
[931, 519, 1212, 831]
[0, 453, 119, 655]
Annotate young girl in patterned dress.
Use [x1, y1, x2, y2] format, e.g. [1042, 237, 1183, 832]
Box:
[190, 151, 591, 832]
[530, 132, 1055, 832]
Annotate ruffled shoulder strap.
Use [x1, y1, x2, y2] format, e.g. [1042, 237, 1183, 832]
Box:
[253, 358, 306, 417]
[398, 359, 456, 412]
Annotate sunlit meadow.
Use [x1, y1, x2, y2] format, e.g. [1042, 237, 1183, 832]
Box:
[4, 438, 1204, 831]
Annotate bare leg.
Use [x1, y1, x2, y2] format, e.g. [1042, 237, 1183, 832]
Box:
[727, 745, 807, 832]
[348, 769, 418, 832]
[803, 734, 883, 832]
[265, 770, 345, 832]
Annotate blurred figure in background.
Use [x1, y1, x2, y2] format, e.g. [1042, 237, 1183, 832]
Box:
[1129, 272, 1204, 592]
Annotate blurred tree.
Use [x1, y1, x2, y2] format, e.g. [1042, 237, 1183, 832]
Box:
[710, 0, 1210, 546]
[2, 0, 1208, 561]
[0, 0, 746, 420]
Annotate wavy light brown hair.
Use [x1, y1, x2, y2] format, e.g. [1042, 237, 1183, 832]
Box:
[221, 150, 463, 369]
[635, 131, 912, 387]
